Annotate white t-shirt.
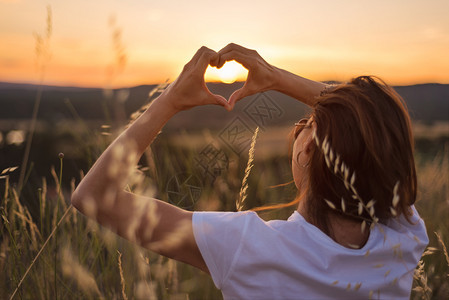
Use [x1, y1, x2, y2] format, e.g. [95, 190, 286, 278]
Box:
[192, 206, 428, 300]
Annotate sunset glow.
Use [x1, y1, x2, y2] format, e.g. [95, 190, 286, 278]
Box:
[205, 61, 248, 84]
[0, 0, 448, 88]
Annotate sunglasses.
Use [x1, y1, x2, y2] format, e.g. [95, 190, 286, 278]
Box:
[294, 118, 312, 139]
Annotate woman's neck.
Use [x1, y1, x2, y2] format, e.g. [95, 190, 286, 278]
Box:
[297, 202, 370, 249]
[328, 215, 370, 249]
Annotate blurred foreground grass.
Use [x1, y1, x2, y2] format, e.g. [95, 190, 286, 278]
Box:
[0, 124, 448, 299]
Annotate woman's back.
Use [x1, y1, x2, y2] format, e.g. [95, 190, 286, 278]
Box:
[193, 207, 428, 299]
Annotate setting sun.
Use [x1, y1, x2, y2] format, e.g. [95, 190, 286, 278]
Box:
[205, 61, 248, 84]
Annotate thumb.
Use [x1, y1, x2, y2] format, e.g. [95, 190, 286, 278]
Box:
[212, 94, 232, 111]
[228, 87, 249, 109]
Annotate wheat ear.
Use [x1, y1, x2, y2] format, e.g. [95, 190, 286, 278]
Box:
[237, 127, 259, 211]
[313, 131, 379, 230]
[435, 232, 449, 268]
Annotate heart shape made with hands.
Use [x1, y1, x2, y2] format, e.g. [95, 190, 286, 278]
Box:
[205, 60, 248, 84]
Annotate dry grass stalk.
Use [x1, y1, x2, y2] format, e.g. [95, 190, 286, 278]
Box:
[413, 260, 432, 298]
[0, 238, 7, 274]
[146, 219, 191, 252]
[18, 5, 52, 193]
[51, 166, 67, 210]
[117, 250, 128, 300]
[139, 200, 159, 244]
[127, 82, 169, 128]
[1, 166, 18, 176]
[135, 280, 157, 300]
[121, 198, 145, 242]
[237, 127, 259, 211]
[14, 209, 41, 250]
[109, 15, 127, 76]
[12, 189, 26, 229]
[70, 178, 78, 225]
[61, 246, 102, 297]
[134, 249, 152, 279]
[51, 198, 59, 229]
[3, 175, 9, 206]
[99, 229, 116, 253]
[9, 205, 73, 300]
[41, 177, 47, 215]
[435, 232, 449, 268]
[421, 247, 438, 257]
[167, 259, 179, 293]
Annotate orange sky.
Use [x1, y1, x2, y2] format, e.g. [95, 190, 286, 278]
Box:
[1, 0, 448, 88]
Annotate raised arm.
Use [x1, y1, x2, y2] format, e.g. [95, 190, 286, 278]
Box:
[274, 68, 329, 106]
[71, 46, 229, 273]
[217, 43, 329, 108]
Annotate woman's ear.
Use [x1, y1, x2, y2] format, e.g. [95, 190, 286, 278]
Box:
[303, 123, 317, 155]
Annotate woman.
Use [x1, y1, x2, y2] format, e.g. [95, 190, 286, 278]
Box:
[71, 43, 428, 299]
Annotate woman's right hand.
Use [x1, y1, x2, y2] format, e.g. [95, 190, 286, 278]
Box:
[217, 43, 279, 109]
[161, 46, 230, 112]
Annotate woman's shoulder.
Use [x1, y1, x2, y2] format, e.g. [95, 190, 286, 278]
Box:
[380, 205, 428, 243]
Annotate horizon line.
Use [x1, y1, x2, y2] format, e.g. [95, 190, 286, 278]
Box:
[1, 79, 448, 90]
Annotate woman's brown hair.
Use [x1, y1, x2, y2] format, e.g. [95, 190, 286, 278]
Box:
[306, 76, 417, 236]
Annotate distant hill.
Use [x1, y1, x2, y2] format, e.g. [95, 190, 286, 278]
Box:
[394, 84, 449, 122]
[0, 81, 447, 132]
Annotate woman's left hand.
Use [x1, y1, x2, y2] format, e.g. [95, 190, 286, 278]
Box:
[162, 46, 231, 112]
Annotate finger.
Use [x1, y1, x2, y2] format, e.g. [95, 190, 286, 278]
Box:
[228, 86, 251, 108]
[218, 50, 253, 69]
[186, 46, 216, 71]
[208, 53, 220, 67]
[191, 46, 210, 64]
[195, 48, 219, 74]
[218, 43, 257, 67]
[208, 93, 232, 111]
[218, 43, 255, 56]
[228, 89, 242, 109]
[182, 47, 205, 71]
